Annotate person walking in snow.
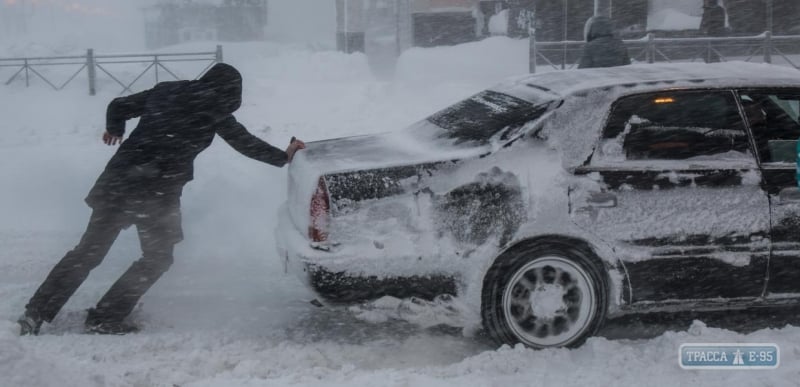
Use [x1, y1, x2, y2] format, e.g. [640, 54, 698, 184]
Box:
[577, 16, 631, 69]
[700, 0, 727, 62]
[700, 0, 726, 37]
[17, 63, 306, 335]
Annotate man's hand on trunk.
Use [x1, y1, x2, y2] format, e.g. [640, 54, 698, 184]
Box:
[286, 136, 306, 163]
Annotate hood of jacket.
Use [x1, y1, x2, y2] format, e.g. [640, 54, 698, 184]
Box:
[584, 16, 614, 42]
[196, 63, 243, 114]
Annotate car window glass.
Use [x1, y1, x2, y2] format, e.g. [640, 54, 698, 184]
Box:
[741, 92, 800, 164]
[595, 91, 752, 163]
[425, 90, 548, 145]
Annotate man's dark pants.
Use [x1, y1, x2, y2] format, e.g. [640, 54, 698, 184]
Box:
[25, 200, 182, 324]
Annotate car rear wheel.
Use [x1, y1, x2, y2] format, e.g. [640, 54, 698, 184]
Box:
[482, 242, 608, 349]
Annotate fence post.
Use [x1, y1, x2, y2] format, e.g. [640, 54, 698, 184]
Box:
[647, 32, 655, 63]
[24, 58, 29, 87]
[529, 30, 537, 73]
[86, 48, 96, 96]
[764, 31, 772, 64]
[767, 0, 774, 35]
[215, 45, 224, 63]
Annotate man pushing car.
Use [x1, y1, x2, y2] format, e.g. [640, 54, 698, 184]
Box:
[18, 63, 305, 335]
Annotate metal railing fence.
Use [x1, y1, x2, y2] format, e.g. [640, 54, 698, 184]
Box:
[530, 32, 800, 73]
[0, 45, 223, 95]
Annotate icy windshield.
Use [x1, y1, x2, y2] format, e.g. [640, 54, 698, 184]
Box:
[425, 90, 549, 144]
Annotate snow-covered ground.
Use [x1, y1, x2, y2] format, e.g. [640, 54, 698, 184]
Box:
[2, 37, 800, 386]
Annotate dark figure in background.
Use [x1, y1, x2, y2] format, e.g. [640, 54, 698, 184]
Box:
[478, 0, 504, 36]
[578, 16, 631, 69]
[18, 63, 306, 335]
[700, 0, 727, 62]
[700, 0, 727, 37]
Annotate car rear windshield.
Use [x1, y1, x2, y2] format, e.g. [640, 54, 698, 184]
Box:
[426, 90, 548, 144]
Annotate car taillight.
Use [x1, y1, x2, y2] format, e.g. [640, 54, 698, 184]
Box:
[309, 177, 330, 242]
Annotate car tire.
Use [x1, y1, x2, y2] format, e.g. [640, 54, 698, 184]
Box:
[481, 241, 608, 349]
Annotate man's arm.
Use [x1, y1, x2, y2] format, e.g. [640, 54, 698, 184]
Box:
[104, 89, 152, 144]
[216, 115, 298, 167]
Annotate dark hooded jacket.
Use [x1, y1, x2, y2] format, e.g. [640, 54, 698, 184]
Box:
[577, 16, 631, 69]
[85, 63, 288, 210]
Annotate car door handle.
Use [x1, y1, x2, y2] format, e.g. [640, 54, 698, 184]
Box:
[779, 187, 800, 203]
[587, 192, 618, 208]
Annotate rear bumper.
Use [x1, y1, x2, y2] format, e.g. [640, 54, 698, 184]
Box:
[306, 265, 457, 304]
[277, 248, 458, 304]
[275, 206, 457, 304]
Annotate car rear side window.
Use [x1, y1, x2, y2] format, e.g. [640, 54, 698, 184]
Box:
[426, 90, 548, 144]
[597, 90, 751, 162]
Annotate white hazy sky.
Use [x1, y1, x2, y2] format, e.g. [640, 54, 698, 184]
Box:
[0, 0, 336, 53]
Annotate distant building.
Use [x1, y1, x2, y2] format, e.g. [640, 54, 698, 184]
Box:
[726, 0, 800, 35]
[484, 0, 797, 41]
[0, 2, 33, 37]
[411, 0, 477, 47]
[144, 0, 268, 49]
[531, 0, 647, 41]
[337, 0, 477, 52]
[336, 0, 367, 53]
[336, 0, 797, 56]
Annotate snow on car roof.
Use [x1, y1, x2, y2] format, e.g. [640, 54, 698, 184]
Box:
[494, 62, 800, 102]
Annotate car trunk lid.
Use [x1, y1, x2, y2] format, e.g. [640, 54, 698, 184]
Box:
[284, 130, 490, 242]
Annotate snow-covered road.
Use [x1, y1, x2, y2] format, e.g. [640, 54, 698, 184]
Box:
[1, 39, 800, 386]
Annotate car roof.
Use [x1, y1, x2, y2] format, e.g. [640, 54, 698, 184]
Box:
[495, 62, 800, 102]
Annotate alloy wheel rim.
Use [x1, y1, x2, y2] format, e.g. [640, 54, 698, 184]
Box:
[502, 256, 597, 347]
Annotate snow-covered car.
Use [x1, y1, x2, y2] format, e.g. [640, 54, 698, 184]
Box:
[276, 62, 800, 349]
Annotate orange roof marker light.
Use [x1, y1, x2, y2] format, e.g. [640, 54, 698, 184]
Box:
[654, 97, 675, 104]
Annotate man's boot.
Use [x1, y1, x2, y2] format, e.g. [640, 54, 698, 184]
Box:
[84, 308, 139, 335]
[17, 313, 43, 336]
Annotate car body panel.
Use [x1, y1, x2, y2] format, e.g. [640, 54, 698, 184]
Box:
[737, 88, 800, 296]
[569, 166, 770, 303]
[275, 62, 800, 320]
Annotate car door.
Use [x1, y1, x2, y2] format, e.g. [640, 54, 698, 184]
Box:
[738, 89, 800, 296]
[570, 89, 770, 304]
